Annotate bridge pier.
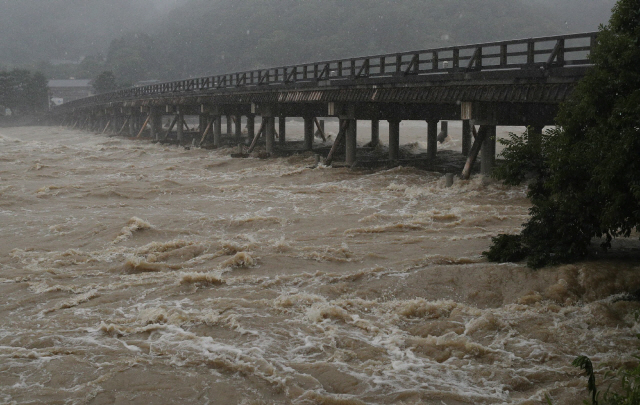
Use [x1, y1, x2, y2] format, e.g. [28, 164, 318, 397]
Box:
[150, 109, 162, 141]
[462, 120, 472, 156]
[246, 115, 255, 145]
[235, 114, 243, 144]
[128, 114, 136, 137]
[345, 119, 357, 166]
[371, 120, 380, 147]
[427, 120, 438, 160]
[226, 115, 233, 136]
[177, 109, 184, 143]
[279, 117, 286, 145]
[480, 125, 497, 176]
[304, 116, 314, 151]
[265, 116, 275, 154]
[388, 119, 400, 161]
[213, 115, 222, 147]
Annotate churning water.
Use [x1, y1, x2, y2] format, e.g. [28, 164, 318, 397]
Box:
[0, 126, 638, 404]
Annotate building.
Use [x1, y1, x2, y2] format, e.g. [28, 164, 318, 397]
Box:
[48, 79, 94, 106]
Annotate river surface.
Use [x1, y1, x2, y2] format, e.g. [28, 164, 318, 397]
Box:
[0, 126, 638, 405]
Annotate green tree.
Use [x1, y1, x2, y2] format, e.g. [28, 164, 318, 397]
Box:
[93, 71, 118, 94]
[484, 0, 640, 268]
[0, 69, 48, 114]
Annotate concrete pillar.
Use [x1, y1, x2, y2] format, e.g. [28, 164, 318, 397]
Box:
[304, 116, 314, 150]
[265, 117, 275, 153]
[226, 115, 233, 135]
[246, 115, 255, 144]
[427, 120, 438, 160]
[279, 116, 286, 145]
[176, 111, 184, 143]
[235, 115, 242, 144]
[213, 116, 222, 147]
[388, 119, 400, 160]
[345, 119, 357, 166]
[462, 120, 472, 156]
[371, 119, 380, 147]
[480, 125, 497, 176]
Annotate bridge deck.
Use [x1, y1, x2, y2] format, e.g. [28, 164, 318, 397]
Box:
[54, 32, 597, 175]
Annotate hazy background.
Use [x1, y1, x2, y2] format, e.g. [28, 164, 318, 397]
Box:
[0, 0, 616, 84]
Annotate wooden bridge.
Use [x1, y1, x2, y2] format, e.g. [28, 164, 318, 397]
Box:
[53, 31, 597, 175]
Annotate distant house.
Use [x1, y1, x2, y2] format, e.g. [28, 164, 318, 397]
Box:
[48, 79, 94, 106]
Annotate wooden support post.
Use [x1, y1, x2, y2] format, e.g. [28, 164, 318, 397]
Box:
[427, 120, 438, 160]
[462, 120, 472, 156]
[304, 116, 314, 150]
[213, 116, 222, 147]
[177, 111, 184, 143]
[388, 119, 400, 160]
[325, 120, 349, 165]
[226, 115, 233, 135]
[136, 114, 151, 138]
[247, 119, 267, 153]
[371, 119, 380, 147]
[198, 117, 213, 146]
[480, 125, 496, 176]
[235, 115, 242, 144]
[265, 117, 275, 154]
[102, 120, 111, 134]
[163, 115, 179, 142]
[314, 118, 327, 142]
[461, 125, 489, 179]
[345, 119, 357, 166]
[279, 116, 286, 145]
[117, 117, 130, 135]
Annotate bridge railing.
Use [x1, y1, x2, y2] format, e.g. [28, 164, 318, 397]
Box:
[59, 32, 597, 111]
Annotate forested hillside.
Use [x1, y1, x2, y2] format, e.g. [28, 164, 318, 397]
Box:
[0, 0, 614, 84]
[151, 0, 566, 78]
[0, 0, 182, 67]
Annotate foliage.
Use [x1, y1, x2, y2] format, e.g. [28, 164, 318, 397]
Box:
[574, 355, 601, 404]
[485, 0, 640, 268]
[482, 234, 528, 263]
[0, 69, 48, 114]
[573, 354, 640, 405]
[93, 71, 118, 94]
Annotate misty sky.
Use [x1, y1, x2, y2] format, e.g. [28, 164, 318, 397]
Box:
[0, 0, 615, 78]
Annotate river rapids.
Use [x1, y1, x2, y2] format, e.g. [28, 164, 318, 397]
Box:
[0, 125, 638, 405]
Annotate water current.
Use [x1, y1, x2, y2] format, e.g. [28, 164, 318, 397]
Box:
[0, 126, 638, 404]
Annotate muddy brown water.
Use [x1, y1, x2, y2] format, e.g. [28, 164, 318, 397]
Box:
[0, 126, 638, 405]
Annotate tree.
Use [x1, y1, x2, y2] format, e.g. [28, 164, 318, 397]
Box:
[484, 0, 640, 268]
[93, 71, 118, 94]
[0, 69, 49, 115]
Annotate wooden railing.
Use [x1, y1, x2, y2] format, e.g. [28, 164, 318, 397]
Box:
[58, 32, 597, 111]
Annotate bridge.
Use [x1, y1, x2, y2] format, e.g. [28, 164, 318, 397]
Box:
[53, 31, 597, 176]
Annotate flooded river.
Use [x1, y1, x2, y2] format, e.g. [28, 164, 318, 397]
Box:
[0, 126, 638, 404]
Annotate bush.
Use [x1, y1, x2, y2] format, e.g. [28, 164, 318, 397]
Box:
[485, 0, 640, 268]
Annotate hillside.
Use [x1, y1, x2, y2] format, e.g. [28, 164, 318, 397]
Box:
[151, 0, 569, 79]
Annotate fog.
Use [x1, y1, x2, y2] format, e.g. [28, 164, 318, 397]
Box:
[0, 0, 186, 67]
[0, 0, 615, 75]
